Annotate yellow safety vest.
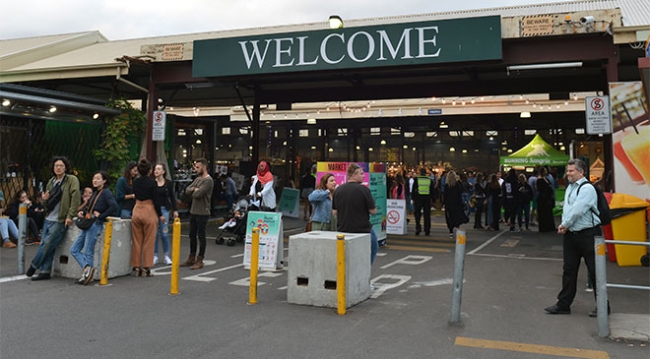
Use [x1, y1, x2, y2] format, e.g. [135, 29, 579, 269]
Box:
[417, 176, 431, 195]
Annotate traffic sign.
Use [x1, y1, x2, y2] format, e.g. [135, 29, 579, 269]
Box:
[585, 96, 612, 135]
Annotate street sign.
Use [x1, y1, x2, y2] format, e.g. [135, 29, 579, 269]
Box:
[152, 111, 166, 141]
[585, 96, 612, 135]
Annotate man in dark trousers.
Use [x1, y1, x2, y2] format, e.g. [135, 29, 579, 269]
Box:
[413, 168, 435, 236]
[180, 158, 214, 270]
[545, 158, 609, 317]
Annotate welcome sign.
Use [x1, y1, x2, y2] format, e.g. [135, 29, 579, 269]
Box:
[193, 16, 501, 77]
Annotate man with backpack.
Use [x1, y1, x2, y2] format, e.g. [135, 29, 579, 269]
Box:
[545, 159, 610, 318]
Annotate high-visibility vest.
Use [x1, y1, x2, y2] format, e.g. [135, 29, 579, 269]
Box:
[417, 176, 431, 195]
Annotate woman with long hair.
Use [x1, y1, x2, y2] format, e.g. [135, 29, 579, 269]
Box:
[70, 171, 117, 285]
[307, 173, 338, 231]
[153, 163, 178, 265]
[486, 173, 501, 231]
[443, 170, 465, 238]
[115, 161, 138, 218]
[8, 190, 41, 245]
[131, 159, 165, 277]
[249, 160, 276, 211]
[391, 173, 406, 199]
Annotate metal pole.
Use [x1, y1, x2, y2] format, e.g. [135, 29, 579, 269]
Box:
[17, 203, 27, 274]
[249, 227, 260, 305]
[450, 229, 466, 325]
[100, 219, 113, 285]
[337, 233, 346, 315]
[595, 236, 610, 338]
[170, 218, 181, 295]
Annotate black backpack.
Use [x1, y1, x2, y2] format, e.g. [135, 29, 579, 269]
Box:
[576, 182, 612, 226]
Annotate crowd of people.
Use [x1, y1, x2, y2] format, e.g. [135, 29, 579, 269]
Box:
[385, 165, 560, 235]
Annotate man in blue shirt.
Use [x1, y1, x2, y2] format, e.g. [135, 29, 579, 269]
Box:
[545, 159, 608, 317]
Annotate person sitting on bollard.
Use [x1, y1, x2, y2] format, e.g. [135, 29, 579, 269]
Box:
[70, 171, 117, 285]
[7, 190, 41, 245]
[307, 173, 338, 231]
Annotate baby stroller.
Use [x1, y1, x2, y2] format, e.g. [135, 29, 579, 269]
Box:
[215, 197, 249, 246]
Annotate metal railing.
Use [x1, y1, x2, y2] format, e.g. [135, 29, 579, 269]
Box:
[594, 235, 650, 338]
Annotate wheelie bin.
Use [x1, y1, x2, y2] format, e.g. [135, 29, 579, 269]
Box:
[602, 193, 616, 262]
[608, 193, 649, 267]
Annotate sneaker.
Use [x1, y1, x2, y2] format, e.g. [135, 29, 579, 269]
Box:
[164, 255, 172, 265]
[25, 238, 35, 246]
[2, 241, 16, 249]
[153, 256, 159, 265]
[84, 267, 95, 285]
[449, 233, 454, 239]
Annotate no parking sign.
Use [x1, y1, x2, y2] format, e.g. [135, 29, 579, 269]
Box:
[585, 96, 612, 135]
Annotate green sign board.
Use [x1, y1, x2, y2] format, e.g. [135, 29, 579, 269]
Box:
[193, 16, 502, 77]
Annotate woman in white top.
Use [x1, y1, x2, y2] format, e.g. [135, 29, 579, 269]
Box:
[249, 161, 276, 211]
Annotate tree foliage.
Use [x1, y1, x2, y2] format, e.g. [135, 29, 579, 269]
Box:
[93, 98, 145, 187]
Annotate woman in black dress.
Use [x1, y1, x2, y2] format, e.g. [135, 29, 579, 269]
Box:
[536, 167, 556, 232]
[444, 171, 466, 238]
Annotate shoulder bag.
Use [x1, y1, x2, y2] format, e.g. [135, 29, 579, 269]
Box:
[76, 189, 103, 230]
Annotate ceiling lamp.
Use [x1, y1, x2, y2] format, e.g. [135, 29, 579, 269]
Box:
[439, 121, 448, 129]
[520, 111, 531, 118]
[507, 62, 582, 71]
[328, 15, 343, 29]
[380, 139, 387, 145]
[49, 106, 57, 113]
[307, 118, 317, 125]
[2, 99, 10, 107]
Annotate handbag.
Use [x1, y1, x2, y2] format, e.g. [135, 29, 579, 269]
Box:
[304, 203, 317, 232]
[76, 189, 102, 230]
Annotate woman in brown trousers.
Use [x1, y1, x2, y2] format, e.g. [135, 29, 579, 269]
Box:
[130, 159, 165, 277]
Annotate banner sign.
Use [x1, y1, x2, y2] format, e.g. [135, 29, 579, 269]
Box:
[277, 188, 300, 218]
[243, 211, 284, 270]
[194, 16, 502, 77]
[314, 162, 387, 240]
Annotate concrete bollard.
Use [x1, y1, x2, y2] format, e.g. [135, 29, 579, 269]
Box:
[449, 229, 466, 325]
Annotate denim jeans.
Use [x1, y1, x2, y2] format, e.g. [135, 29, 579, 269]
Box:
[120, 209, 133, 219]
[370, 228, 379, 265]
[70, 220, 104, 270]
[462, 193, 471, 217]
[30, 220, 68, 272]
[189, 214, 208, 257]
[517, 202, 531, 228]
[0, 218, 19, 241]
[155, 206, 170, 256]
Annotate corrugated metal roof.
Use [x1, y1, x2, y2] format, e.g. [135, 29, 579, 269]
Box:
[1, 0, 648, 76]
[348, 0, 649, 27]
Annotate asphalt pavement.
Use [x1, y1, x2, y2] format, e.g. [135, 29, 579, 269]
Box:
[1, 209, 648, 358]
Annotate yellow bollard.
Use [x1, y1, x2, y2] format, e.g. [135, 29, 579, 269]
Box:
[337, 233, 346, 315]
[170, 217, 181, 295]
[248, 227, 260, 305]
[100, 219, 113, 285]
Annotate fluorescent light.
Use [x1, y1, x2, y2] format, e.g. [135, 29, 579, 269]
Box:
[508, 62, 582, 71]
[520, 111, 531, 118]
[307, 118, 317, 125]
[439, 121, 448, 129]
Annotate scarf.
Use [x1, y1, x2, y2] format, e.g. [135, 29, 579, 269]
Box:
[256, 161, 273, 185]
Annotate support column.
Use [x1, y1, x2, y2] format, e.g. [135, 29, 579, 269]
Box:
[604, 56, 618, 192]
[146, 83, 156, 163]
[252, 85, 261, 165]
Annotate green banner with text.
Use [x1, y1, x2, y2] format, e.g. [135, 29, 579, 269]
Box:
[193, 16, 502, 77]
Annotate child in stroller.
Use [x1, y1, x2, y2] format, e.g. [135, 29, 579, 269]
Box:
[215, 196, 248, 246]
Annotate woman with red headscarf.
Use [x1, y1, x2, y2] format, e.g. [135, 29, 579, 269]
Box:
[249, 161, 276, 211]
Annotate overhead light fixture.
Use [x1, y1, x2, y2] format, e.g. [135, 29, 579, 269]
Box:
[2, 99, 10, 107]
[92, 113, 100, 119]
[328, 148, 334, 152]
[380, 139, 387, 145]
[403, 145, 408, 149]
[507, 62, 582, 71]
[449, 147, 456, 152]
[520, 111, 531, 118]
[439, 121, 448, 129]
[49, 106, 57, 113]
[368, 147, 374, 152]
[328, 15, 343, 29]
[307, 118, 317, 125]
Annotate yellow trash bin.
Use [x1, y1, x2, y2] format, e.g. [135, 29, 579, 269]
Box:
[609, 193, 649, 267]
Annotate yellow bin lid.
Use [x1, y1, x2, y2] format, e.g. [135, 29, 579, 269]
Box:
[609, 193, 650, 210]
